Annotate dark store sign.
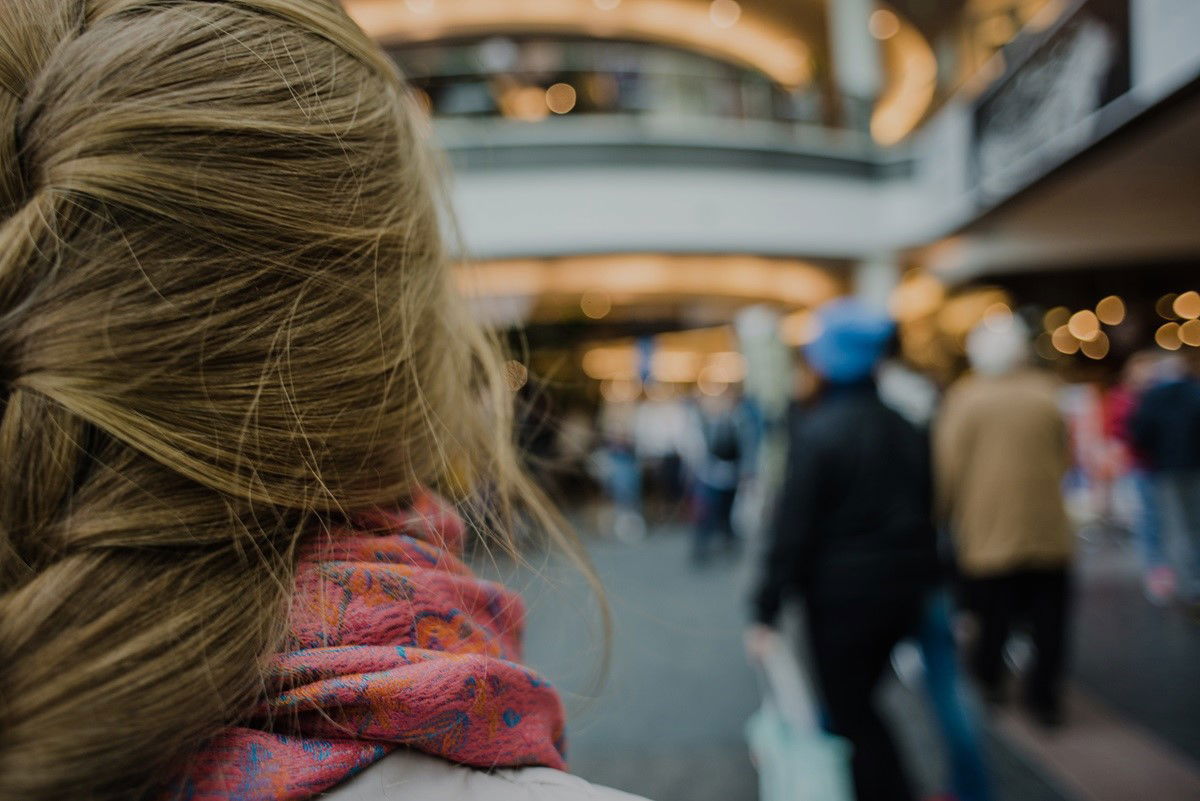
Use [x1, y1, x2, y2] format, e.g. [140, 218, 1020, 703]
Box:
[973, 0, 1131, 203]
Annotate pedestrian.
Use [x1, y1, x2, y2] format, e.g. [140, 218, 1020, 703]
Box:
[935, 316, 1073, 727]
[749, 299, 939, 801]
[1108, 351, 1175, 603]
[1131, 353, 1200, 612]
[685, 390, 748, 564]
[0, 3, 642, 800]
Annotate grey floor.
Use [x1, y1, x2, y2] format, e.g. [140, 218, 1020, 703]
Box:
[483, 522, 1073, 801]
[1071, 536, 1200, 764]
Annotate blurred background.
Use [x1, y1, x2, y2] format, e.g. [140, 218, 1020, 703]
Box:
[343, 2, 1199, 800]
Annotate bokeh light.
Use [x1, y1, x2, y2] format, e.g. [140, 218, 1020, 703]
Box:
[1051, 325, 1079, 355]
[1042, 306, 1070, 333]
[1180, 319, 1200, 347]
[868, 9, 901, 40]
[709, 0, 741, 28]
[1156, 322, 1182, 351]
[1156, 293, 1179, 319]
[1067, 310, 1100, 342]
[545, 82, 577, 114]
[581, 289, 613, 319]
[1173, 290, 1200, 319]
[1095, 295, 1125, 326]
[1080, 331, 1109, 360]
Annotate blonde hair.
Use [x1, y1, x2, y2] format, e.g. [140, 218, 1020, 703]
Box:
[0, 1, 590, 798]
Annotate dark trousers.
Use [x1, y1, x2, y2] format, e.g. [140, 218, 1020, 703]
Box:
[808, 593, 923, 801]
[692, 483, 736, 560]
[965, 566, 1070, 714]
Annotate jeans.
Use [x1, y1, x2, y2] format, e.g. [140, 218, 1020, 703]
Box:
[1157, 472, 1200, 602]
[917, 590, 994, 801]
[1130, 469, 1166, 569]
[692, 482, 737, 560]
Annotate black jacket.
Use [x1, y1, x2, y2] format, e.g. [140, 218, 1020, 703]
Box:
[753, 383, 939, 625]
[1132, 378, 1200, 473]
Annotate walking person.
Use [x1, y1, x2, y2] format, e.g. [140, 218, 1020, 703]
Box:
[1108, 352, 1175, 603]
[749, 299, 939, 801]
[685, 391, 747, 564]
[935, 317, 1074, 727]
[1132, 354, 1200, 612]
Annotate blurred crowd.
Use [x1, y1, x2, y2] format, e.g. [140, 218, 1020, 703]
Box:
[516, 299, 1200, 801]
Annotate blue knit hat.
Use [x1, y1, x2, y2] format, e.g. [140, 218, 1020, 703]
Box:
[804, 299, 896, 383]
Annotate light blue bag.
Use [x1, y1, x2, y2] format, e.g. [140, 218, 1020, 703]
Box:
[745, 638, 855, 801]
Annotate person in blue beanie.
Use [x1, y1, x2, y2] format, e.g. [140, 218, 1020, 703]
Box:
[749, 299, 939, 801]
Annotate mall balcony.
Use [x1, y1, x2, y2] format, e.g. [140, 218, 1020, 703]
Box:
[338, 3, 1200, 801]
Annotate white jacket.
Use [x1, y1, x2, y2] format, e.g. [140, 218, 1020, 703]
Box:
[321, 749, 648, 801]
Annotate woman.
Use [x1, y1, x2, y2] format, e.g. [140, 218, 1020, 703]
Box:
[749, 300, 939, 801]
[0, 2, 638, 800]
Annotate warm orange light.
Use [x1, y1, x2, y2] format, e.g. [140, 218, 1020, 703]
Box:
[697, 365, 731, 396]
[889, 274, 944, 322]
[1034, 333, 1058, 360]
[780, 309, 823, 346]
[1051, 325, 1079, 355]
[1156, 323, 1182, 351]
[343, 0, 812, 87]
[1181, 319, 1200, 347]
[580, 289, 612, 319]
[982, 303, 1013, 330]
[706, 351, 747, 382]
[937, 289, 1010, 339]
[979, 13, 1017, 47]
[868, 9, 901, 40]
[651, 350, 703, 383]
[1042, 306, 1070, 333]
[870, 17, 937, 145]
[1173, 291, 1200, 320]
[583, 347, 635, 379]
[708, 0, 740, 28]
[1157, 293, 1179, 319]
[1080, 331, 1109, 360]
[1067, 310, 1100, 342]
[460, 254, 840, 312]
[545, 82, 577, 114]
[601, 377, 642, 402]
[1095, 295, 1125, 326]
[1024, 0, 1067, 32]
[499, 85, 550, 121]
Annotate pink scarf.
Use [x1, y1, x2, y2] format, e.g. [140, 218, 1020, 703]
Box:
[176, 493, 566, 800]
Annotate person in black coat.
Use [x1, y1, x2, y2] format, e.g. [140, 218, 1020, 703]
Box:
[748, 300, 939, 801]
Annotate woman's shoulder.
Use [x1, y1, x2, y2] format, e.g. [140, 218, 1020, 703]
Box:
[321, 749, 650, 801]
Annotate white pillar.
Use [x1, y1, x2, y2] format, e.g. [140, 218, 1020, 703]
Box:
[828, 0, 883, 131]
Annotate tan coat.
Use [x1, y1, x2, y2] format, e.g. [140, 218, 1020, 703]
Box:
[322, 749, 649, 801]
[934, 369, 1073, 576]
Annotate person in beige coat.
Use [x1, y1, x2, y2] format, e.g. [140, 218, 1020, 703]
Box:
[935, 316, 1073, 727]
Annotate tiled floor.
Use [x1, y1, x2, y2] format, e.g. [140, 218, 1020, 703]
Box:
[1071, 539, 1200, 763]
[485, 522, 1077, 801]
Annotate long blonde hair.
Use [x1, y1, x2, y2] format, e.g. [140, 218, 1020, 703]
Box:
[0, 2, 589, 798]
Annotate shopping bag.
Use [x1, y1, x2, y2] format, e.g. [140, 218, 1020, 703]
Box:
[745, 636, 854, 801]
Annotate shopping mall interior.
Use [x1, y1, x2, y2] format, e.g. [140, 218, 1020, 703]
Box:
[342, 1, 1199, 799]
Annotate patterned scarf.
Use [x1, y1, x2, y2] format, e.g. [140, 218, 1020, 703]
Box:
[175, 493, 566, 800]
